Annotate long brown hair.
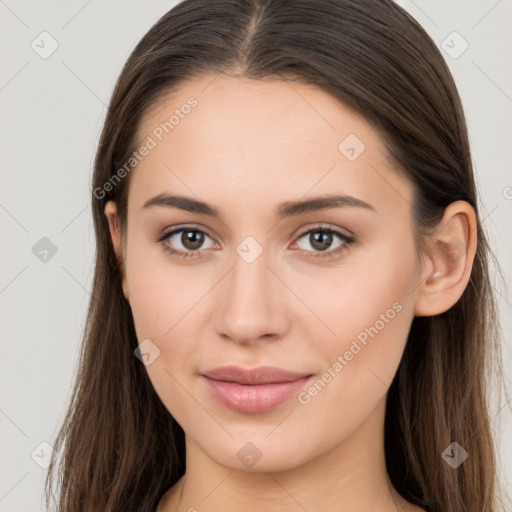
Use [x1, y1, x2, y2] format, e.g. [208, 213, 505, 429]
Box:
[45, 1, 508, 510]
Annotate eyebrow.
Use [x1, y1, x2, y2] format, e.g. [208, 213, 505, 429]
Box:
[142, 193, 376, 220]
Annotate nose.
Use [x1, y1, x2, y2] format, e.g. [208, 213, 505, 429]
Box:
[213, 246, 290, 345]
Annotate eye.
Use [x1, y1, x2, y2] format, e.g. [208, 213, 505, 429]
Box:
[156, 225, 217, 260]
[156, 223, 354, 261]
[292, 225, 354, 261]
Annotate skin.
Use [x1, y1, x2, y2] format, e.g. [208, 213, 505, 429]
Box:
[104, 72, 477, 511]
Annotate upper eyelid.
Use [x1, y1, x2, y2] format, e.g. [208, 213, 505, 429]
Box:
[296, 224, 353, 238]
[161, 224, 217, 243]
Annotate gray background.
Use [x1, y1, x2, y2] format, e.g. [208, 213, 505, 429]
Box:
[1, 0, 511, 510]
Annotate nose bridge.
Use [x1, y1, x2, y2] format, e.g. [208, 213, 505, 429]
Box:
[213, 236, 288, 343]
[231, 236, 271, 298]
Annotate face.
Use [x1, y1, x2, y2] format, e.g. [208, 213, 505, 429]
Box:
[111, 73, 423, 472]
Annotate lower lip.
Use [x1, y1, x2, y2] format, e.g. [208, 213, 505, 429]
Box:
[203, 375, 312, 413]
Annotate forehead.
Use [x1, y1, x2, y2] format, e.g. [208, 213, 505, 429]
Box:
[130, 74, 412, 220]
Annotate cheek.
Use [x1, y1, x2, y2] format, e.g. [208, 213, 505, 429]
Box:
[296, 233, 416, 348]
[127, 269, 204, 372]
[124, 241, 210, 401]
[125, 230, 205, 340]
[125, 250, 206, 423]
[293, 235, 416, 407]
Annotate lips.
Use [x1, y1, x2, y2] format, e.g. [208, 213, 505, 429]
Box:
[201, 365, 313, 413]
[203, 365, 311, 385]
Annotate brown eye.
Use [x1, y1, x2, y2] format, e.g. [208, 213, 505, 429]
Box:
[180, 229, 205, 250]
[296, 228, 350, 252]
[309, 230, 334, 251]
[293, 226, 354, 261]
[158, 226, 217, 258]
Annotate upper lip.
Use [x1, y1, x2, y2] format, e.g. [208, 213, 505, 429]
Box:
[202, 365, 312, 385]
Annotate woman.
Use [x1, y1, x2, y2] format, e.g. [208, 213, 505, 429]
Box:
[45, 1, 506, 511]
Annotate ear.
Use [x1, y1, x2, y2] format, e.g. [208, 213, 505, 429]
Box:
[414, 200, 477, 317]
[104, 200, 129, 301]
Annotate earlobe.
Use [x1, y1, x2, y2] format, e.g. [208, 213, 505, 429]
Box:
[104, 200, 129, 301]
[414, 201, 477, 317]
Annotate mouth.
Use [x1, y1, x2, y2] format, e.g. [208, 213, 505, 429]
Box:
[201, 365, 314, 413]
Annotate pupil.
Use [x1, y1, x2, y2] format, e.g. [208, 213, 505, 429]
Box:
[183, 230, 204, 250]
[311, 231, 332, 251]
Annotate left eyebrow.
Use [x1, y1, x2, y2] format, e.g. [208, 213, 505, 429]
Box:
[141, 192, 376, 220]
[276, 194, 376, 219]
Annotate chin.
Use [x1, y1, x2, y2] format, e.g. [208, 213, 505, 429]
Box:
[197, 432, 319, 473]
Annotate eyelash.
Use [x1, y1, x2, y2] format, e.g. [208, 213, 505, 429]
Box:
[155, 224, 355, 262]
